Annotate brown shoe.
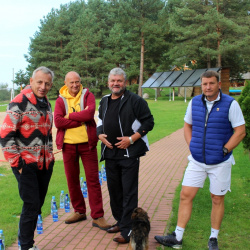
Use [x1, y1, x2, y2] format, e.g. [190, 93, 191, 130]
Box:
[113, 234, 129, 244]
[65, 212, 86, 224]
[92, 217, 111, 231]
[107, 225, 120, 233]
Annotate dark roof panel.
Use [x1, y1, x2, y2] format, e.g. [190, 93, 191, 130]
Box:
[170, 70, 194, 87]
[193, 78, 202, 86]
[160, 71, 182, 87]
[207, 68, 221, 72]
[142, 68, 222, 88]
[182, 69, 207, 87]
[194, 68, 221, 86]
[150, 71, 173, 88]
[141, 72, 163, 88]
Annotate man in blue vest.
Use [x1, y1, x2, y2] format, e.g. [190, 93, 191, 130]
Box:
[155, 71, 246, 250]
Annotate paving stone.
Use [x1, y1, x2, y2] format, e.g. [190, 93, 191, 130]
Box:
[9, 128, 189, 250]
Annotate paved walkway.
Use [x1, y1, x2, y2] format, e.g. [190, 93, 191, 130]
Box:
[8, 128, 190, 250]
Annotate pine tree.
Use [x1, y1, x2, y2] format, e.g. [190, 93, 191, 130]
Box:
[115, 0, 165, 96]
[165, 0, 250, 76]
[238, 81, 250, 154]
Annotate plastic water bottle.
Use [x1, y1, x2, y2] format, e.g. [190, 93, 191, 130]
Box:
[52, 201, 58, 222]
[0, 239, 4, 250]
[0, 230, 5, 250]
[60, 190, 65, 209]
[65, 194, 70, 213]
[101, 164, 107, 181]
[18, 227, 21, 250]
[37, 214, 43, 234]
[51, 196, 55, 215]
[82, 181, 87, 198]
[99, 171, 102, 185]
[80, 177, 84, 194]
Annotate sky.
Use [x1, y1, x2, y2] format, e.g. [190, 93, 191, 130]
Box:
[0, 0, 75, 88]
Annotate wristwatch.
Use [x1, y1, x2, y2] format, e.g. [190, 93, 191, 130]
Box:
[129, 136, 134, 145]
[223, 147, 228, 156]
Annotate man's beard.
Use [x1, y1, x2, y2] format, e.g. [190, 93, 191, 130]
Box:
[110, 86, 125, 96]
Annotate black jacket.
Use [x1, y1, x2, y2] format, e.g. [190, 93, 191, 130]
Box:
[97, 89, 154, 161]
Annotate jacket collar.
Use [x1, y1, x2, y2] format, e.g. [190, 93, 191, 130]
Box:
[201, 89, 222, 105]
[22, 85, 49, 106]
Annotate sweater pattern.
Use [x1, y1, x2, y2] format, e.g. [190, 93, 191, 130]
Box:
[0, 86, 54, 169]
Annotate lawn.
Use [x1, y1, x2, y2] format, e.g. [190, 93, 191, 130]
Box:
[0, 97, 188, 247]
[159, 143, 250, 250]
[0, 94, 249, 249]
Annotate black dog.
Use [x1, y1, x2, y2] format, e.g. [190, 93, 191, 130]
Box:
[129, 207, 150, 250]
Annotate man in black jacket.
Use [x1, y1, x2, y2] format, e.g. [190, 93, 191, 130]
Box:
[97, 67, 154, 244]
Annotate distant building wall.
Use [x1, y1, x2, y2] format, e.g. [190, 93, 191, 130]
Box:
[193, 87, 202, 96]
[220, 68, 230, 95]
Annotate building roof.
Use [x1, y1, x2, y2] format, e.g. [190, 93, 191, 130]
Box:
[241, 72, 250, 79]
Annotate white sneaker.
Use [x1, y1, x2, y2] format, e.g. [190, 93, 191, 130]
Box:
[28, 246, 40, 250]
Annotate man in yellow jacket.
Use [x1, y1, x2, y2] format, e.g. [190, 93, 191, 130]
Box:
[54, 71, 110, 230]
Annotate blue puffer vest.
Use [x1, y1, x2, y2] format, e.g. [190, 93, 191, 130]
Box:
[190, 91, 234, 165]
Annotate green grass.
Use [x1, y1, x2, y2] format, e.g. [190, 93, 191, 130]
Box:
[0, 97, 249, 249]
[0, 102, 8, 112]
[0, 98, 187, 247]
[158, 143, 250, 250]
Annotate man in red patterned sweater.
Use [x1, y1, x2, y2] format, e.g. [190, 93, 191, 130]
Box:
[0, 66, 54, 250]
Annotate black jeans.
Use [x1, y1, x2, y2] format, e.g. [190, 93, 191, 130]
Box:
[105, 158, 139, 241]
[12, 162, 53, 250]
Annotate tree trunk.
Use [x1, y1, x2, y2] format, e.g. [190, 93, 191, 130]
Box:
[207, 54, 211, 68]
[217, 38, 222, 67]
[138, 32, 144, 97]
[216, 2, 222, 68]
[207, 39, 211, 68]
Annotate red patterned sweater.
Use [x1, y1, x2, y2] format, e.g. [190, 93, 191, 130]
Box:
[0, 86, 54, 169]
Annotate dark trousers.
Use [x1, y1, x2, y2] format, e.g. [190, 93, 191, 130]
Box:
[62, 143, 104, 219]
[12, 163, 53, 250]
[105, 158, 139, 241]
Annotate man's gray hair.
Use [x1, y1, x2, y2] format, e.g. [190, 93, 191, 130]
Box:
[32, 66, 54, 81]
[108, 68, 127, 81]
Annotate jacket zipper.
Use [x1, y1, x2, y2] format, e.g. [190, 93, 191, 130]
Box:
[203, 101, 218, 164]
[100, 98, 109, 160]
[118, 95, 129, 157]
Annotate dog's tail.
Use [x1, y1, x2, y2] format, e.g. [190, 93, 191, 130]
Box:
[131, 228, 149, 250]
[130, 239, 145, 250]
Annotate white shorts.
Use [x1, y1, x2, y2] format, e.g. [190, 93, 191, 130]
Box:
[182, 155, 232, 195]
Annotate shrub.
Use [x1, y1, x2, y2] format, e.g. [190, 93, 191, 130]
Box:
[238, 81, 250, 152]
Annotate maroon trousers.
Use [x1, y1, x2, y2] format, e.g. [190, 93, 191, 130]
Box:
[62, 143, 104, 219]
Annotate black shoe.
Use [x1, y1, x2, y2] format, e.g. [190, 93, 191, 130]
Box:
[113, 234, 129, 244]
[107, 225, 120, 233]
[155, 232, 182, 249]
[208, 238, 219, 250]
